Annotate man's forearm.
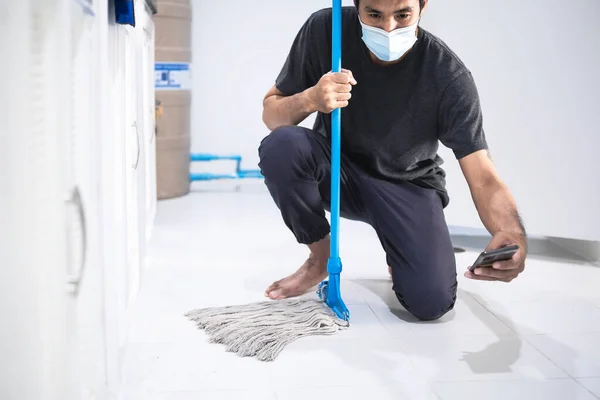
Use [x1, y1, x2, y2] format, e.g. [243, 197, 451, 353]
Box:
[262, 88, 316, 131]
[471, 179, 526, 238]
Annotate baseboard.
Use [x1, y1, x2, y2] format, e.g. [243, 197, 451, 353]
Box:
[448, 226, 597, 265]
[547, 237, 600, 265]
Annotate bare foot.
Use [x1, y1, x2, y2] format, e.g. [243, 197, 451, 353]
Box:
[265, 236, 329, 300]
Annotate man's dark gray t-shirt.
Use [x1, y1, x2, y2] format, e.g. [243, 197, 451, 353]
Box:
[275, 7, 488, 208]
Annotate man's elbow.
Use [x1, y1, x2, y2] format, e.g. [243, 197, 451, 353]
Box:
[262, 104, 278, 132]
[262, 85, 289, 131]
[262, 95, 285, 131]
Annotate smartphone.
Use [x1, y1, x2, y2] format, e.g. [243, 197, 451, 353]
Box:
[469, 244, 520, 272]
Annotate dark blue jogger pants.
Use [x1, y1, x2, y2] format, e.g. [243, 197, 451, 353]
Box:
[258, 126, 457, 321]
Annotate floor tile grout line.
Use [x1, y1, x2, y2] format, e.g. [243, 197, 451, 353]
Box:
[363, 296, 522, 338]
[270, 377, 587, 390]
[461, 290, 521, 336]
[519, 332, 597, 381]
[429, 377, 578, 384]
[475, 303, 586, 380]
[428, 378, 594, 400]
[450, 291, 588, 380]
[124, 377, 598, 398]
[575, 378, 600, 400]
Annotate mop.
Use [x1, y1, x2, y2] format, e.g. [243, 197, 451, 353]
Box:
[185, 0, 350, 362]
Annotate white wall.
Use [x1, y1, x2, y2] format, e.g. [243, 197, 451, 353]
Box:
[190, 0, 355, 172]
[190, 1, 600, 243]
[420, 0, 600, 243]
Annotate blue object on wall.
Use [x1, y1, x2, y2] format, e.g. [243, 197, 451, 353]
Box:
[114, 0, 135, 26]
[155, 63, 192, 90]
[189, 153, 264, 182]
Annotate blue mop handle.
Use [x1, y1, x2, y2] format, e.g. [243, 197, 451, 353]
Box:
[330, 0, 342, 261]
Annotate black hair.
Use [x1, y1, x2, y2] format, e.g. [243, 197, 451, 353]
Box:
[354, 0, 426, 10]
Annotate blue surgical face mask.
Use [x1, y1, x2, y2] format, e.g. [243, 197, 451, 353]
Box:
[359, 18, 419, 62]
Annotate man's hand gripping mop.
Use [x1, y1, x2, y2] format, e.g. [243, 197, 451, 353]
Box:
[184, 0, 350, 362]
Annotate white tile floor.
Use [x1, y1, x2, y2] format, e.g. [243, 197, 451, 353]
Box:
[120, 182, 600, 400]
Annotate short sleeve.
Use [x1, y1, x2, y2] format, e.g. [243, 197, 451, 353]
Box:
[437, 71, 489, 159]
[275, 13, 324, 96]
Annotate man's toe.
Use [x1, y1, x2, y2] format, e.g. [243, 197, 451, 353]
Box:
[269, 289, 285, 299]
[265, 280, 281, 295]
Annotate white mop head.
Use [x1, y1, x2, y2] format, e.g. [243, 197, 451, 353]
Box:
[185, 298, 349, 361]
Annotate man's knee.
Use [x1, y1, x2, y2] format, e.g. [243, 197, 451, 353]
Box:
[258, 126, 313, 177]
[395, 284, 457, 322]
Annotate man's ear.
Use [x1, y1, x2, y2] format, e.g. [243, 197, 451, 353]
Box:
[420, 0, 429, 14]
